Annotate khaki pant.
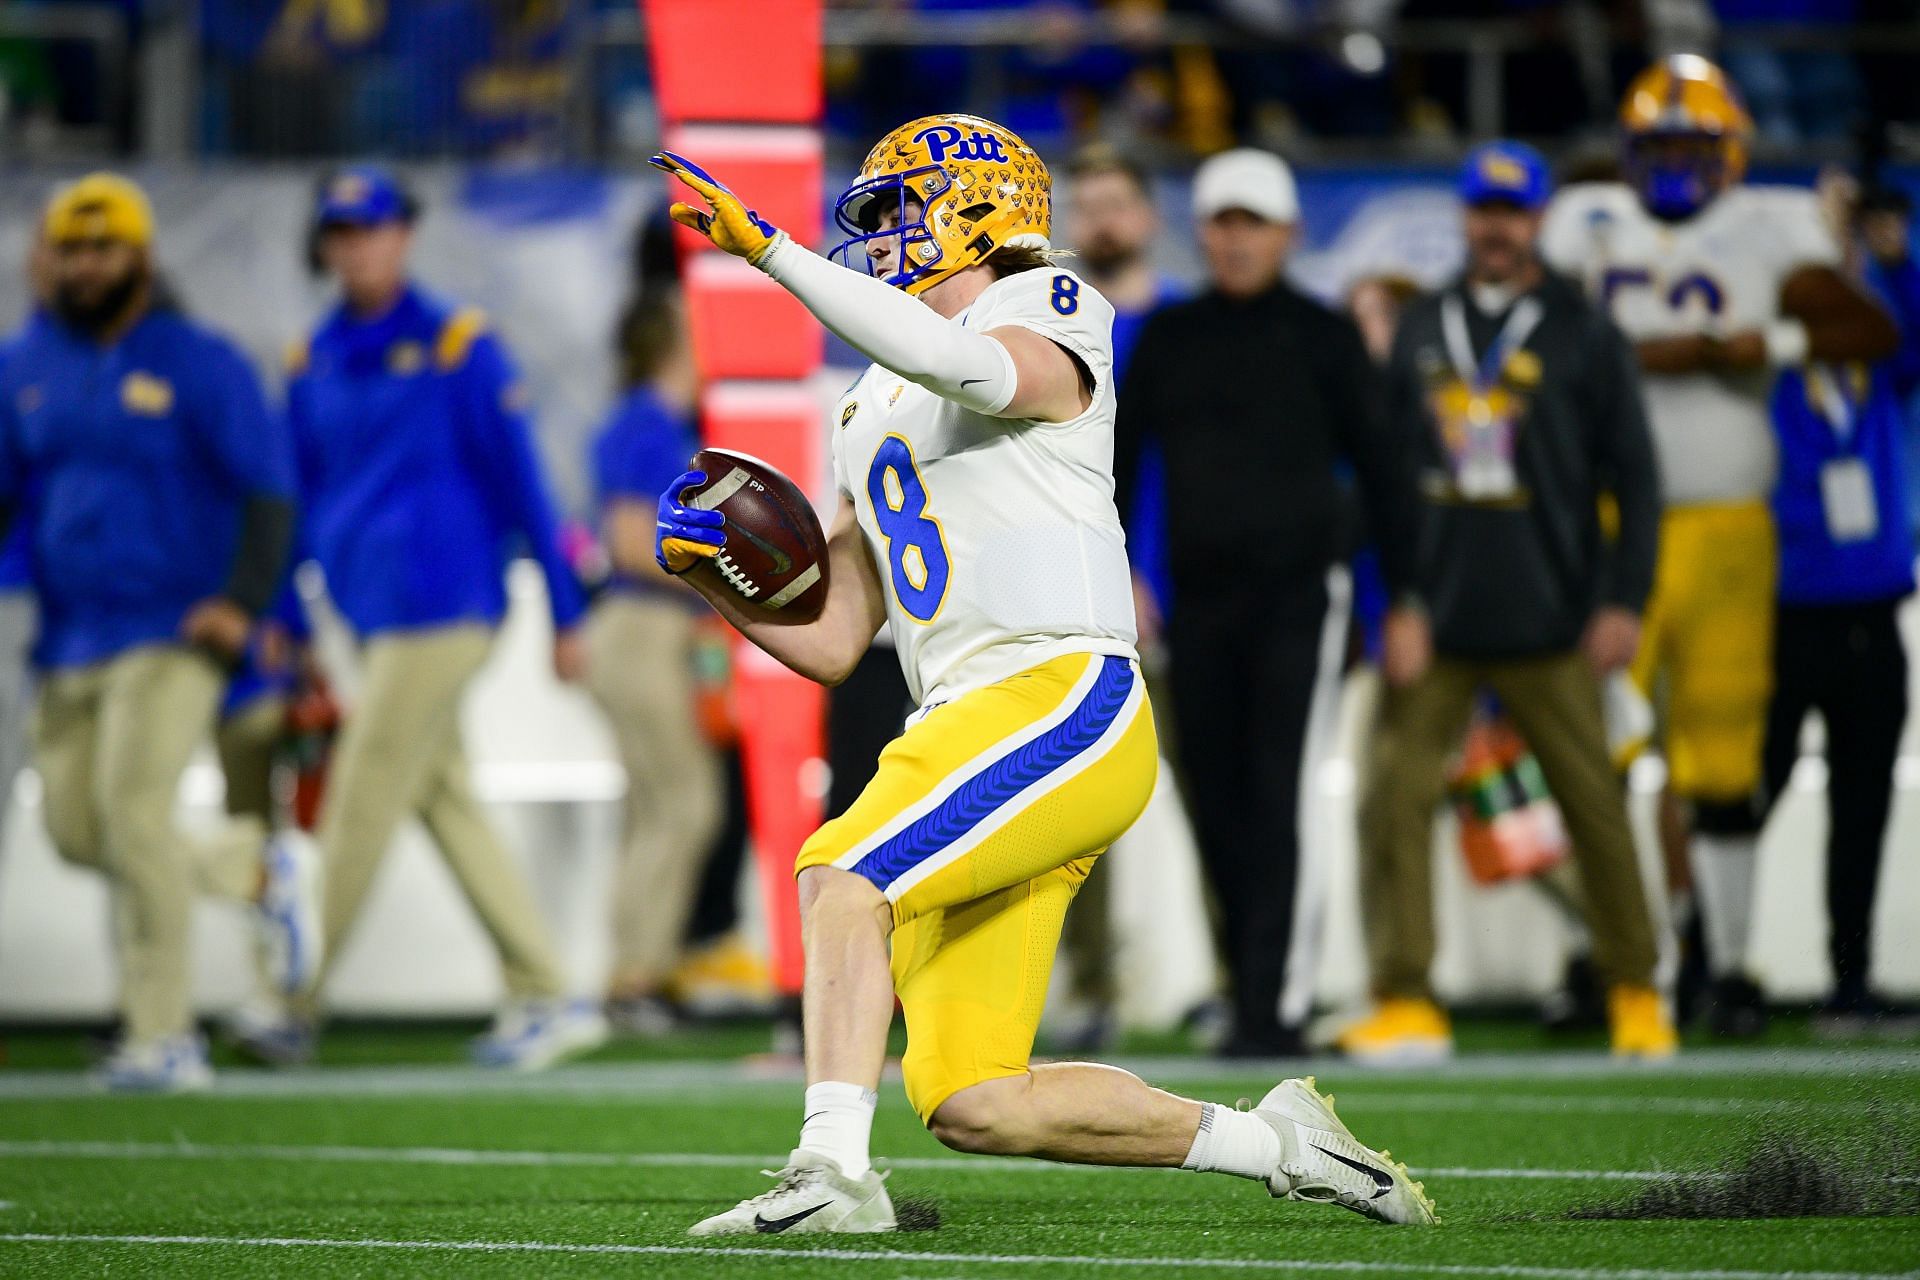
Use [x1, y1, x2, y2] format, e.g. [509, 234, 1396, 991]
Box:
[584, 596, 722, 995]
[1360, 650, 1658, 999]
[217, 695, 286, 827]
[304, 623, 562, 1010]
[36, 645, 265, 1045]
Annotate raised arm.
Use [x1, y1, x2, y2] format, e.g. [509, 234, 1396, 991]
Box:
[659, 475, 887, 687]
[650, 152, 1090, 424]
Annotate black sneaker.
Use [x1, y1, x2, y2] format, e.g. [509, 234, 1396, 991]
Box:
[1706, 975, 1769, 1039]
[1541, 955, 1607, 1034]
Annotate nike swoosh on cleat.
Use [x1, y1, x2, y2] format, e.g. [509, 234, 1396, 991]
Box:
[753, 1201, 831, 1233]
[1313, 1144, 1395, 1198]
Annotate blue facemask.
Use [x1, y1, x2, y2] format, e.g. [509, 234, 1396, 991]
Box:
[830, 165, 951, 290]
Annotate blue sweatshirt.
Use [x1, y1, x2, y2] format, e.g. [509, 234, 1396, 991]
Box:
[1770, 255, 1920, 607]
[286, 284, 585, 638]
[591, 383, 699, 596]
[0, 306, 294, 669]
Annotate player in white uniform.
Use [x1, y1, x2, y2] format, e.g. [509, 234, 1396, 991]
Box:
[648, 116, 1436, 1235]
[1541, 56, 1896, 1033]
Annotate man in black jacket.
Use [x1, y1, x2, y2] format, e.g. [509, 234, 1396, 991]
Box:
[1115, 148, 1416, 1057]
[1343, 142, 1674, 1061]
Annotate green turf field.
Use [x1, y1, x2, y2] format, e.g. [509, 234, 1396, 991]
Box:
[1, 1026, 1916, 1278]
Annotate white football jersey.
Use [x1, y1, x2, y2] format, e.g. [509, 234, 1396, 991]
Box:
[1540, 182, 1840, 505]
[831, 267, 1138, 708]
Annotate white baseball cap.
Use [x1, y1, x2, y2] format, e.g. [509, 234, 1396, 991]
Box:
[1192, 148, 1299, 224]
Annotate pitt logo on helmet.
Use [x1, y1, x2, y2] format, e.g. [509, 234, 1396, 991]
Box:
[1618, 54, 1751, 222]
[911, 124, 1010, 166]
[832, 113, 1052, 296]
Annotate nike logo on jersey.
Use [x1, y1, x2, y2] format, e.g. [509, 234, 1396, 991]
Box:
[1313, 1144, 1395, 1198]
[960, 378, 988, 387]
[754, 1201, 830, 1233]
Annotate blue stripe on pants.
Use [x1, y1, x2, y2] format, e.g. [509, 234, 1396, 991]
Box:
[848, 655, 1135, 890]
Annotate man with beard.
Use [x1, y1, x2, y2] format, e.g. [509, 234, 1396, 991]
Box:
[0, 174, 319, 1090]
[1348, 142, 1672, 1059]
[1053, 145, 1187, 1048]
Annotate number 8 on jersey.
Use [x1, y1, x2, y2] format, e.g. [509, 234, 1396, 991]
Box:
[867, 434, 951, 623]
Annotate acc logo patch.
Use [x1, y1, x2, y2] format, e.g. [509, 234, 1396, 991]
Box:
[387, 341, 427, 375]
[120, 371, 174, 416]
[888, 384, 905, 407]
[840, 400, 860, 430]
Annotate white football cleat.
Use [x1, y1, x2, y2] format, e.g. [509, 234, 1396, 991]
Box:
[259, 829, 323, 997]
[96, 1033, 214, 1094]
[688, 1151, 896, 1236]
[1254, 1076, 1438, 1225]
[470, 998, 609, 1072]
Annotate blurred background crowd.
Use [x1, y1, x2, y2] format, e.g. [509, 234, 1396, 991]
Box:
[0, 1, 1917, 1088]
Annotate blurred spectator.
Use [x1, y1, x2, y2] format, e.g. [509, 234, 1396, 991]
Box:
[1755, 175, 1918, 1031]
[1345, 272, 1422, 364]
[201, 0, 580, 157]
[1347, 141, 1672, 1061]
[258, 165, 603, 1069]
[582, 288, 725, 1035]
[1714, 0, 1864, 143]
[1116, 148, 1415, 1057]
[0, 174, 312, 1091]
[1543, 55, 1897, 1038]
[1054, 142, 1185, 1047]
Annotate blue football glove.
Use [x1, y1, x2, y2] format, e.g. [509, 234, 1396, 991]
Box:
[648, 151, 784, 266]
[657, 469, 727, 575]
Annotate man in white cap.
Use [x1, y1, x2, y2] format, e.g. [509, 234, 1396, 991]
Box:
[1114, 147, 1419, 1058]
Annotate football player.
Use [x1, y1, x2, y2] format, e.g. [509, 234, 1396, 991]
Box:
[1542, 56, 1897, 1034]
[650, 116, 1437, 1234]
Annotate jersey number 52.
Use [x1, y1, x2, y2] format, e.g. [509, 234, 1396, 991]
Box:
[867, 434, 952, 623]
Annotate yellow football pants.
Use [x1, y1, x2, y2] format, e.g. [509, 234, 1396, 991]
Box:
[795, 650, 1158, 1122]
[1630, 500, 1776, 801]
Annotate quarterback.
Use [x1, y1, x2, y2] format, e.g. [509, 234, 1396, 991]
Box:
[1541, 57, 1897, 1031]
[649, 117, 1436, 1234]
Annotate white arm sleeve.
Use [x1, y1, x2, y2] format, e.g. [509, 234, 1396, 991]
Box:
[759, 236, 1019, 415]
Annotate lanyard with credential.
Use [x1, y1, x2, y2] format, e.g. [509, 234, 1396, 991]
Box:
[1441, 292, 1544, 412]
[1807, 363, 1862, 452]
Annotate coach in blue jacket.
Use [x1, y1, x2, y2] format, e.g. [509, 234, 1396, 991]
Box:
[1759, 184, 1919, 1026]
[276, 167, 603, 1069]
[0, 175, 310, 1089]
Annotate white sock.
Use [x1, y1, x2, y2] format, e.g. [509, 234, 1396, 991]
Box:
[798, 1081, 878, 1179]
[1180, 1101, 1282, 1181]
[1690, 834, 1757, 978]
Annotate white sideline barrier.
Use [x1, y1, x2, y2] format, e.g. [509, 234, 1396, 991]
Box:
[1, 565, 1916, 1022]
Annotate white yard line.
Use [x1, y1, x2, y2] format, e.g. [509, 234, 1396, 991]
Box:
[0, 1231, 1909, 1280]
[0, 1138, 1761, 1182]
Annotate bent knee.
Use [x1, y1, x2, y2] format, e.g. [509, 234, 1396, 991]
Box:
[797, 864, 888, 927]
[924, 1075, 1035, 1156]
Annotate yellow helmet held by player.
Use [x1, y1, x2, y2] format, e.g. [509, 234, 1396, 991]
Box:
[830, 114, 1051, 295]
[1618, 54, 1752, 221]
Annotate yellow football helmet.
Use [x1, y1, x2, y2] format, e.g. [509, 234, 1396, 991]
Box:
[830, 114, 1051, 295]
[1619, 54, 1752, 220]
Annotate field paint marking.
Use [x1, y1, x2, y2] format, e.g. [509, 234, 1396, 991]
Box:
[0, 1233, 1911, 1280]
[3, 1047, 1916, 1102]
[0, 1138, 1768, 1183]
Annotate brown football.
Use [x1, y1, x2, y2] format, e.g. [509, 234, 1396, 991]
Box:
[680, 447, 830, 622]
